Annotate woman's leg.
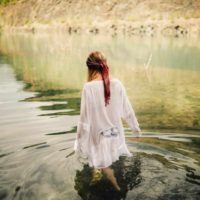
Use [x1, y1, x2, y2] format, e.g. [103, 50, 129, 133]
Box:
[101, 167, 121, 191]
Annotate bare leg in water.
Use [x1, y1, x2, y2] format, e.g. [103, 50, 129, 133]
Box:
[101, 167, 121, 191]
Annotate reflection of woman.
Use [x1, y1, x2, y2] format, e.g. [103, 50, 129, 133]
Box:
[74, 51, 142, 190]
[74, 155, 142, 199]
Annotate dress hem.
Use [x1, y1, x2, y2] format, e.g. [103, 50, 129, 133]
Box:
[88, 151, 133, 169]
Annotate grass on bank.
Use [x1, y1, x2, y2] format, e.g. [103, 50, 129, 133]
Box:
[0, 0, 18, 6]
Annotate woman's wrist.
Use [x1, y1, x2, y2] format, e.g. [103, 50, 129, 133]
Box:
[132, 128, 142, 136]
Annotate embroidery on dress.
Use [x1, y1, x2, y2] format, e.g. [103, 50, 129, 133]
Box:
[99, 126, 119, 137]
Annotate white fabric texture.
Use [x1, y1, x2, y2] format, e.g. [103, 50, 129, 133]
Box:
[73, 78, 141, 169]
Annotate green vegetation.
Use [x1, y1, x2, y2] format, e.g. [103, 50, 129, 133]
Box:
[0, 0, 17, 5]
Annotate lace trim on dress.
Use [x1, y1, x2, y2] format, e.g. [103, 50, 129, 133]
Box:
[99, 126, 120, 137]
[74, 121, 90, 157]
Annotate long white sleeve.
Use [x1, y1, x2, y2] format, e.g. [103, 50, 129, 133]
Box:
[120, 82, 141, 136]
[74, 85, 90, 152]
[77, 85, 90, 135]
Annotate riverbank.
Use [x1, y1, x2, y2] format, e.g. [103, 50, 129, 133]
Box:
[0, 0, 200, 37]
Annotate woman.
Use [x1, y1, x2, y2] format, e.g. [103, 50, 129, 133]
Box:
[74, 51, 142, 190]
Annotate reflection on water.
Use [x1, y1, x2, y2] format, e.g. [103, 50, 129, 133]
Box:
[0, 33, 200, 200]
[74, 156, 142, 200]
[0, 33, 199, 131]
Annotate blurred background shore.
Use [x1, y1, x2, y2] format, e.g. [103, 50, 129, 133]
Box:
[0, 0, 200, 37]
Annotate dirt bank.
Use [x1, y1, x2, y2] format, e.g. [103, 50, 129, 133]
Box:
[0, 0, 200, 36]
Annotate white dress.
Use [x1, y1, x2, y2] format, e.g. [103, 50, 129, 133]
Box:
[73, 78, 141, 169]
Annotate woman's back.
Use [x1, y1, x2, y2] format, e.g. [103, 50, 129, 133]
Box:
[74, 78, 141, 168]
[84, 78, 122, 128]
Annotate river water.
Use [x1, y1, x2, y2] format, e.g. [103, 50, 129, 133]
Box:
[0, 33, 199, 200]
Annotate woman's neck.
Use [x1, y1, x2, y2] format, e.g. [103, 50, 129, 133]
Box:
[92, 73, 103, 80]
[90, 72, 113, 81]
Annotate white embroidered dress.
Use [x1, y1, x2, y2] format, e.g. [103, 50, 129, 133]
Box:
[73, 78, 141, 169]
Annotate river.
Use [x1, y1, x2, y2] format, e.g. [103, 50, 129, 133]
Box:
[0, 32, 199, 200]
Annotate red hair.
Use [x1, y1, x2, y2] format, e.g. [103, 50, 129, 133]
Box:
[86, 51, 110, 106]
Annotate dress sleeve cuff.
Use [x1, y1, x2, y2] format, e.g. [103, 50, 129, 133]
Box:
[77, 121, 90, 134]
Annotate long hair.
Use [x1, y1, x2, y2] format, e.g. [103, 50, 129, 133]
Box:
[86, 51, 105, 81]
[86, 51, 111, 106]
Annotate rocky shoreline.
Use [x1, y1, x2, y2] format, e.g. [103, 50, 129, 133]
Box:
[0, 0, 200, 37]
[1, 20, 200, 38]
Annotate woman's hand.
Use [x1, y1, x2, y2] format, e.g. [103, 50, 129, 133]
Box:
[133, 129, 142, 138]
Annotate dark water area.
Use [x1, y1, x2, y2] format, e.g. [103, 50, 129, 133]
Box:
[0, 33, 200, 200]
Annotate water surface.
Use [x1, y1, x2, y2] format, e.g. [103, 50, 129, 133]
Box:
[0, 33, 199, 200]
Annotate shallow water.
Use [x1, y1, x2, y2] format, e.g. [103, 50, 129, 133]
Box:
[0, 33, 200, 200]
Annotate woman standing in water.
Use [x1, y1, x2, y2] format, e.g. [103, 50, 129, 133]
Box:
[74, 51, 142, 191]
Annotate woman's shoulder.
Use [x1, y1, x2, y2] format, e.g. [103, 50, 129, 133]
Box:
[111, 77, 122, 84]
[110, 78, 124, 88]
[83, 77, 123, 91]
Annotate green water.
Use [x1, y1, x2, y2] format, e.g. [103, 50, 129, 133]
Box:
[1, 33, 200, 131]
[0, 33, 199, 200]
